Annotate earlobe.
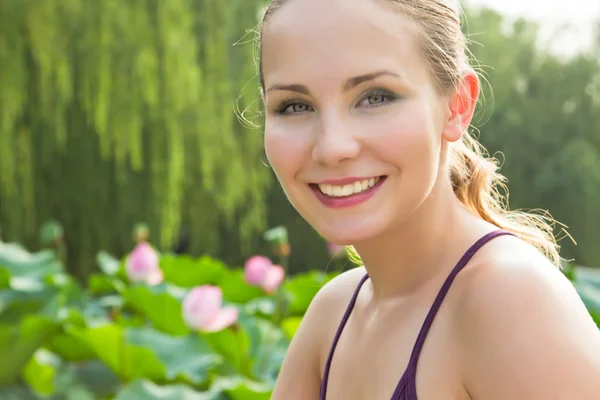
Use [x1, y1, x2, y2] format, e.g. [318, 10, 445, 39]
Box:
[443, 114, 465, 143]
[442, 70, 479, 143]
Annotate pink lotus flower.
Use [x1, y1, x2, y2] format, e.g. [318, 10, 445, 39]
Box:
[244, 255, 285, 294]
[126, 242, 164, 285]
[261, 264, 285, 294]
[244, 256, 272, 285]
[182, 285, 238, 332]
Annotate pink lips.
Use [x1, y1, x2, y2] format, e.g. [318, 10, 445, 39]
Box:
[310, 176, 386, 209]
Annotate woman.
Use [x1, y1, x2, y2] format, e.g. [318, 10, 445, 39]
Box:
[258, 0, 600, 398]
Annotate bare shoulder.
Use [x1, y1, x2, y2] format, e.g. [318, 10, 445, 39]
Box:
[271, 266, 366, 400]
[297, 265, 368, 363]
[454, 235, 600, 400]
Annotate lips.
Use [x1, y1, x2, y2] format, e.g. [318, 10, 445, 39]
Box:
[316, 176, 382, 197]
[309, 176, 387, 209]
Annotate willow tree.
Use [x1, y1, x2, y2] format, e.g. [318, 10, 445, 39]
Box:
[0, 0, 271, 278]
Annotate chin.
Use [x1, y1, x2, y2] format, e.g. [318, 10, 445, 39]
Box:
[313, 217, 390, 246]
[286, 180, 427, 246]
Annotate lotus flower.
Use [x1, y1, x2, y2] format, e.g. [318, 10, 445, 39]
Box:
[182, 285, 239, 332]
[244, 256, 272, 285]
[244, 255, 285, 294]
[261, 264, 285, 294]
[125, 242, 163, 285]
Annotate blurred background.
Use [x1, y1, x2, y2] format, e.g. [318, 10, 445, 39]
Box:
[1, 0, 599, 399]
[1, 0, 600, 278]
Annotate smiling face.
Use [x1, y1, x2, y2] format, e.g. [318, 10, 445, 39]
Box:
[261, 0, 465, 245]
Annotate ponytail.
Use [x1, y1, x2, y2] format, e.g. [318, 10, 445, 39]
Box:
[450, 132, 562, 267]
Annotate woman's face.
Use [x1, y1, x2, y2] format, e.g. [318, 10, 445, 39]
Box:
[261, 0, 461, 245]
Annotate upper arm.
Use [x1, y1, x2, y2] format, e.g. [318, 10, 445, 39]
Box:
[457, 257, 600, 400]
[271, 267, 366, 400]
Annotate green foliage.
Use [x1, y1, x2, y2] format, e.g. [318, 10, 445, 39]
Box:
[0, 239, 339, 399]
[0, 0, 271, 279]
[1, 2, 599, 279]
[1, 236, 600, 398]
[462, 8, 600, 265]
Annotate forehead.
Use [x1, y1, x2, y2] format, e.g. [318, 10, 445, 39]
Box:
[261, 0, 430, 88]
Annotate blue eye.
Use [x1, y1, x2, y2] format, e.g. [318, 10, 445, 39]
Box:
[274, 100, 313, 115]
[358, 89, 398, 107]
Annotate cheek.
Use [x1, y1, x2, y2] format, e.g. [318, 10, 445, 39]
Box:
[368, 103, 439, 170]
[264, 121, 310, 181]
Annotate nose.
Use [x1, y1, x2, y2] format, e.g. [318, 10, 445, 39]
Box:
[312, 114, 361, 167]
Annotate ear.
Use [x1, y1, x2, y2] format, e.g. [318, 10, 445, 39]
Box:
[442, 70, 479, 143]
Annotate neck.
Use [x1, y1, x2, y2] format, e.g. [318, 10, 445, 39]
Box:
[352, 181, 491, 302]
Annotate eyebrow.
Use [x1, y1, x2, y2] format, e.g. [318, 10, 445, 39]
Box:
[265, 70, 401, 95]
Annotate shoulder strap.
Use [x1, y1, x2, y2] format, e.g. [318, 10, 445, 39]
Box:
[404, 229, 515, 375]
[320, 273, 370, 400]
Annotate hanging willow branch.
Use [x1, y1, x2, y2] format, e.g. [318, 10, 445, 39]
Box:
[0, 0, 270, 276]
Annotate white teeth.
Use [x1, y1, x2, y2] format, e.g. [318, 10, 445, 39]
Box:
[318, 177, 381, 198]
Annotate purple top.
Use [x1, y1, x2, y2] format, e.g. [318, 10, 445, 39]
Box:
[319, 230, 515, 400]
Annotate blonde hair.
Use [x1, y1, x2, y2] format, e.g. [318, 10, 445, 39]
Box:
[258, 0, 564, 267]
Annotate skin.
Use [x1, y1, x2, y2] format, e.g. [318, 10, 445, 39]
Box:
[261, 0, 600, 398]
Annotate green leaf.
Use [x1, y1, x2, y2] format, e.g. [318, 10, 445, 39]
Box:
[22, 349, 60, 395]
[0, 242, 63, 278]
[202, 324, 251, 377]
[88, 273, 126, 295]
[0, 285, 59, 323]
[0, 383, 37, 400]
[0, 315, 60, 386]
[123, 284, 190, 335]
[65, 385, 96, 400]
[45, 331, 96, 361]
[220, 270, 265, 303]
[232, 314, 289, 383]
[44, 273, 87, 306]
[283, 271, 333, 315]
[127, 328, 222, 384]
[70, 360, 121, 398]
[198, 312, 288, 382]
[280, 317, 303, 340]
[574, 266, 600, 288]
[114, 379, 224, 400]
[0, 267, 10, 288]
[574, 280, 600, 315]
[96, 251, 121, 276]
[68, 324, 164, 382]
[69, 324, 221, 385]
[590, 311, 600, 328]
[212, 376, 273, 400]
[244, 297, 276, 318]
[161, 254, 227, 288]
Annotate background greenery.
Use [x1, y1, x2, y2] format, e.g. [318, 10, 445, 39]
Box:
[0, 234, 598, 399]
[0, 2, 599, 277]
[1, 1, 600, 398]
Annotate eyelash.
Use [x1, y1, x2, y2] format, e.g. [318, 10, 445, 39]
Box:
[272, 89, 399, 115]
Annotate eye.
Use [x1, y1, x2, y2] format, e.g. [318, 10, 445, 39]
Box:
[357, 89, 398, 107]
[273, 100, 314, 115]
